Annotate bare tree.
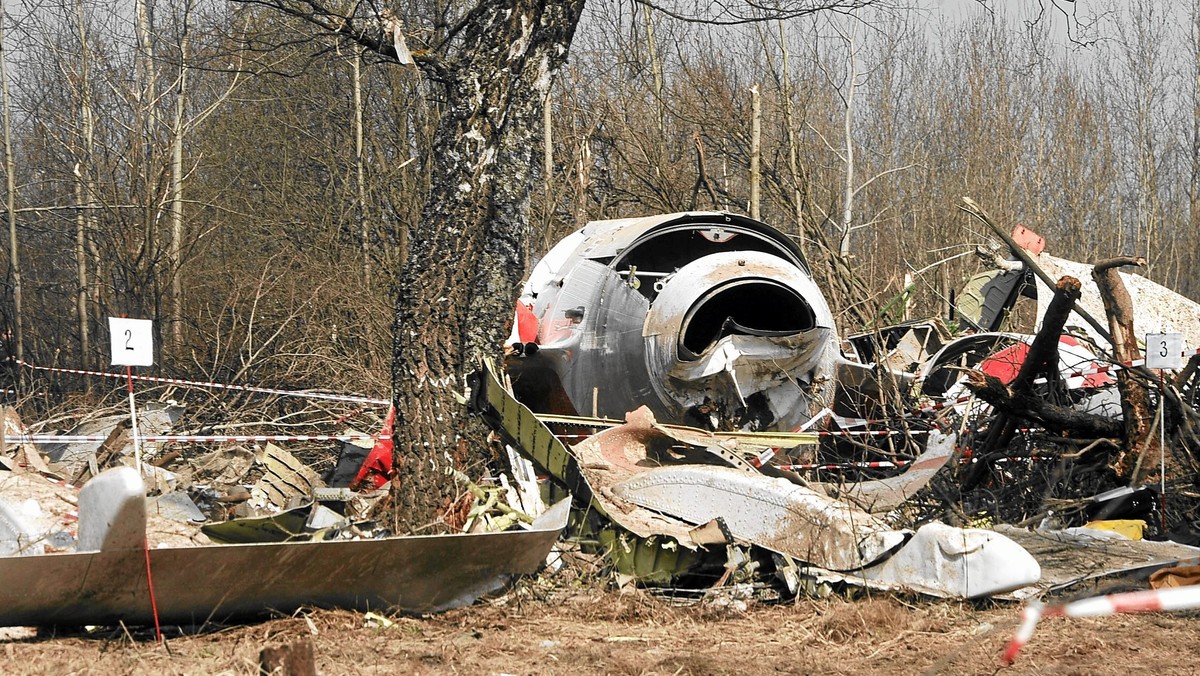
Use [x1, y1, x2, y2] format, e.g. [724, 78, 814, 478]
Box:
[0, 0, 19, 364]
[230, 0, 896, 526]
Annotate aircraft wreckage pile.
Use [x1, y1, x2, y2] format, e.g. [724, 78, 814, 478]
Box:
[4, 200, 1200, 629]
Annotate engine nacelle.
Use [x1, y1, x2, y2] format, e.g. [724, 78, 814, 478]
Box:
[505, 212, 837, 432]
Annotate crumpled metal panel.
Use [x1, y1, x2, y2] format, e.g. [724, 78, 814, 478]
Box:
[612, 465, 907, 571]
[510, 212, 827, 433]
[42, 404, 183, 477]
[566, 406, 823, 547]
[642, 250, 837, 431]
[77, 467, 145, 552]
[475, 362, 1042, 596]
[0, 499, 569, 627]
[861, 522, 1040, 597]
[509, 259, 656, 422]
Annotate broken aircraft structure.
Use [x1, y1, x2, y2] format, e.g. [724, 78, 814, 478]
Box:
[0, 403, 569, 627]
[4, 202, 1200, 630]
[505, 212, 838, 433]
[0, 462, 568, 626]
[491, 207, 1200, 599]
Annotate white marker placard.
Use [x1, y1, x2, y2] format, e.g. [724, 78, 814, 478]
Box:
[1146, 332, 1184, 370]
[109, 317, 154, 366]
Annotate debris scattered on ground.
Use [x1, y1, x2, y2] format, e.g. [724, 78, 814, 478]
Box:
[487, 206, 1200, 607]
[6, 202, 1200, 654]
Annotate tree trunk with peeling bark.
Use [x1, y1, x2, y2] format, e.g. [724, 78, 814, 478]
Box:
[239, 0, 877, 530]
[387, 0, 586, 529]
[1092, 256, 1161, 479]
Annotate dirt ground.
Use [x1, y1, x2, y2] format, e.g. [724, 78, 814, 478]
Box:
[3, 579, 1199, 676]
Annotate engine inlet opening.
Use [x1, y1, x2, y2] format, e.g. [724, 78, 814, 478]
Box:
[680, 280, 817, 358]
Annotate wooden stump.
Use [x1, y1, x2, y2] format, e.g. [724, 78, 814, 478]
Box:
[259, 638, 317, 676]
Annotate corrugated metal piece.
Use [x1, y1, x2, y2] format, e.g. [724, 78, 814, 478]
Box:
[255, 443, 326, 507]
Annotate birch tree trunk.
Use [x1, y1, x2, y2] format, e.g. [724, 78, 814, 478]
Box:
[352, 49, 369, 281]
[75, 0, 96, 363]
[135, 0, 158, 274]
[642, 6, 665, 135]
[387, 0, 586, 527]
[749, 84, 761, 220]
[169, 0, 192, 354]
[0, 1, 20, 363]
[839, 25, 857, 258]
[779, 20, 806, 256]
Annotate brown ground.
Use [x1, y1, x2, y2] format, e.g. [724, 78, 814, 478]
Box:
[2, 580, 1199, 676]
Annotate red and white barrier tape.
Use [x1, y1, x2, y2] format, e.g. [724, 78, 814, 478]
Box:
[780, 455, 1052, 472]
[817, 429, 933, 438]
[1067, 346, 1200, 379]
[749, 448, 777, 468]
[779, 460, 906, 471]
[918, 395, 975, 414]
[15, 359, 390, 406]
[1067, 359, 1142, 379]
[12, 433, 377, 444]
[1000, 603, 1044, 665]
[1001, 585, 1200, 664]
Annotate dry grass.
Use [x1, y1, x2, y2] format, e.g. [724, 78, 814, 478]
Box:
[4, 581, 1200, 675]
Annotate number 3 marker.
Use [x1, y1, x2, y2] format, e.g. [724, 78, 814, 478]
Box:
[1146, 333, 1184, 370]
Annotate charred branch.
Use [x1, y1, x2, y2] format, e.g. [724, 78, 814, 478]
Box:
[961, 276, 1084, 488]
[963, 370, 1123, 439]
[981, 276, 1080, 445]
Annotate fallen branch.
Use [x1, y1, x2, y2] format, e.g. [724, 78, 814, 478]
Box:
[963, 276, 1083, 489]
[962, 370, 1123, 438]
